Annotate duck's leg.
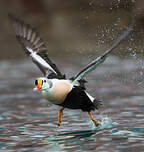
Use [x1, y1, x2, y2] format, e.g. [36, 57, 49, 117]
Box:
[88, 112, 101, 126]
[57, 107, 64, 126]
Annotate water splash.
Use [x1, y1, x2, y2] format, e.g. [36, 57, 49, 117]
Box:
[89, 115, 117, 130]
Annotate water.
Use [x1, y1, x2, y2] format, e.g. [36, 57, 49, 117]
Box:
[0, 56, 144, 151]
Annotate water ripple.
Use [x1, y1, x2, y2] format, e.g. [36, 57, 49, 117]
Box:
[0, 57, 144, 151]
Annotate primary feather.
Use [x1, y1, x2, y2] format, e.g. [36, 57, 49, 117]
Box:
[72, 21, 134, 84]
[9, 14, 63, 78]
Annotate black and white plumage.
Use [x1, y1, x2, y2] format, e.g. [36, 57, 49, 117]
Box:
[9, 14, 133, 126]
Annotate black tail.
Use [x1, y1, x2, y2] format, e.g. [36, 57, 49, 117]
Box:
[93, 99, 103, 110]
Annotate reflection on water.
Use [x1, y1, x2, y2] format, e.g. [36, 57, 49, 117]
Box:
[0, 56, 144, 151]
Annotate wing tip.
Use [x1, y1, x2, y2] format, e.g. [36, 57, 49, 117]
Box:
[8, 13, 15, 21]
[8, 13, 37, 35]
[8, 13, 21, 26]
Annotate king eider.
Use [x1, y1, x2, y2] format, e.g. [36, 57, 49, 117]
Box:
[9, 14, 133, 126]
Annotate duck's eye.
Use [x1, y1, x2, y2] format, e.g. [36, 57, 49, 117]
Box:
[35, 80, 38, 85]
[44, 80, 46, 83]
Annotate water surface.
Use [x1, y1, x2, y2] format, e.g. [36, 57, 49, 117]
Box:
[0, 56, 144, 151]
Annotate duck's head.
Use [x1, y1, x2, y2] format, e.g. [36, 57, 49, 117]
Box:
[34, 77, 52, 91]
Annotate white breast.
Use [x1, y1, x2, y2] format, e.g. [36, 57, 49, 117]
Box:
[42, 80, 73, 104]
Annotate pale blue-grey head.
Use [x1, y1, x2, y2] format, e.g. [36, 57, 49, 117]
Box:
[34, 77, 52, 91]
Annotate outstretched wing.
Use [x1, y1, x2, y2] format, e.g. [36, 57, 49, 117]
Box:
[9, 14, 64, 78]
[72, 21, 134, 84]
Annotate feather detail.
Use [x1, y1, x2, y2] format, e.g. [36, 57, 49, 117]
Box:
[72, 21, 134, 84]
[9, 14, 64, 78]
[42, 80, 73, 104]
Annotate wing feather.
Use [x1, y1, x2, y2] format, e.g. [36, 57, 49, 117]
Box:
[72, 21, 134, 84]
[9, 14, 64, 78]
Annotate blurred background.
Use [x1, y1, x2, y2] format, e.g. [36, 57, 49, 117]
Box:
[0, 0, 144, 60]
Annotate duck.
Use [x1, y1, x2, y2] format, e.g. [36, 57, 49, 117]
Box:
[9, 14, 133, 126]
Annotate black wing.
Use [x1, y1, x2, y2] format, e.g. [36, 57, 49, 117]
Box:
[9, 14, 64, 79]
[72, 21, 134, 84]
